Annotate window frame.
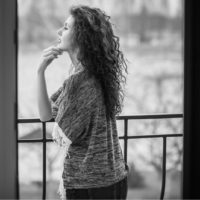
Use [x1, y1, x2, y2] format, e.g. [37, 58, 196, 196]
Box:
[2, 0, 200, 199]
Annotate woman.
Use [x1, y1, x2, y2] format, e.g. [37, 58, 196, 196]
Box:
[37, 5, 129, 200]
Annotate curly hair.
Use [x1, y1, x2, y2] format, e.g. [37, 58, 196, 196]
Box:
[69, 5, 128, 119]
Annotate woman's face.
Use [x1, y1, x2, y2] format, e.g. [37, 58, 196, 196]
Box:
[57, 15, 76, 51]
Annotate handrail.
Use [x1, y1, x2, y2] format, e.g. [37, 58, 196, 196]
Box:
[17, 113, 183, 123]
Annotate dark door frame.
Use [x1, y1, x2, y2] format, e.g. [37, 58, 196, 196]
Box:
[0, 0, 18, 199]
[182, 0, 200, 198]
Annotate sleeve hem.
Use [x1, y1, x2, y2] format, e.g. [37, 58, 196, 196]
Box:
[57, 119, 75, 143]
[56, 122, 72, 145]
[52, 122, 72, 147]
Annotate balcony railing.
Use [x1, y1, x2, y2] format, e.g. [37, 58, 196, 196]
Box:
[17, 113, 183, 200]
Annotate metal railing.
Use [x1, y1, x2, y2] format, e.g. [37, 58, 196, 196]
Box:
[17, 113, 183, 200]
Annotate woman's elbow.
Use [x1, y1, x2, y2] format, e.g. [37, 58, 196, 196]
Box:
[39, 113, 53, 122]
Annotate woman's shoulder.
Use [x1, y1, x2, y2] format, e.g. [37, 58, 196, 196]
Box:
[63, 70, 100, 96]
[62, 70, 85, 90]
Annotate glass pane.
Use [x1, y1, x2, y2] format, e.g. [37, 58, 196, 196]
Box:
[18, 0, 184, 199]
[164, 137, 183, 199]
[127, 138, 163, 199]
[46, 121, 55, 139]
[46, 142, 63, 199]
[119, 140, 124, 158]
[128, 118, 183, 136]
[19, 143, 43, 199]
[18, 0, 69, 119]
[116, 119, 124, 137]
[18, 0, 184, 116]
[18, 123, 42, 140]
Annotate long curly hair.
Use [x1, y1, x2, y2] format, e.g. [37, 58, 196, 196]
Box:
[70, 5, 128, 119]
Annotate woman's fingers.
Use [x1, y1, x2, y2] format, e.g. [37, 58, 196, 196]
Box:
[48, 54, 57, 60]
[43, 50, 61, 58]
[38, 46, 62, 70]
[52, 47, 63, 53]
[43, 48, 62, 55]
[41, 54, 57, 64]
[43, 46, 63, 54]
[43, 49, 62, 56]
[43, 46, 62, 56]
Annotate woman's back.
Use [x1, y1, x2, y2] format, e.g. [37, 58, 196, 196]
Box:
[50, 69, 128, 189]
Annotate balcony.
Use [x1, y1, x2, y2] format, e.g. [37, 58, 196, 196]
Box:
[17, 113, 183, 199]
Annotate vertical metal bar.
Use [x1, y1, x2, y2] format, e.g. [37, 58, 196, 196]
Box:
[124, 119, 128, 163]
[160, 137, 167, 200]
[15, 102, 19, 200]
[42, 122, 46, 200]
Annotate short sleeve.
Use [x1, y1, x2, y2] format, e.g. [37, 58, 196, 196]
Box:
[49, 82, 65, 119]
[55, 79, 97, 143]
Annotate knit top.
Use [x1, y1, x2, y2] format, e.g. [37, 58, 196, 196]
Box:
[49, 69, 129, 190]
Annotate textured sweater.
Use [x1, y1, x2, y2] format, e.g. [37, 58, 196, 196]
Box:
[49, 69, 129, 190]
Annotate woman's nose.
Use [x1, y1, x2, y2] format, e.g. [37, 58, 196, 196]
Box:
[57, 28, 62, 36]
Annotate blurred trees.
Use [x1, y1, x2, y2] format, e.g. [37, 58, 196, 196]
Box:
[127, 71, 183, 177]
[18, 0, 183, 49]
[127, 162, 146, 188]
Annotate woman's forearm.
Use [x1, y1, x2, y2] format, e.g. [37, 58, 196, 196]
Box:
[36, 45, 62, 121]
[37, 69, 52, 121]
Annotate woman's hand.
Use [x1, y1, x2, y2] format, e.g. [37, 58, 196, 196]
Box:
[38, 46, 63, 73]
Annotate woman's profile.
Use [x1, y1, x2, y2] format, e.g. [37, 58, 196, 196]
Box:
[37, 5, 129, 200]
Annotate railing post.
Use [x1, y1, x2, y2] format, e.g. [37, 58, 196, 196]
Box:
[124, 118, 128, 163]
[160, 137, 167, 200]
[42, 122, 46, 200]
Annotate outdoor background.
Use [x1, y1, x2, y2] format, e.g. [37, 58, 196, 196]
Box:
[17, 0, 184, 199]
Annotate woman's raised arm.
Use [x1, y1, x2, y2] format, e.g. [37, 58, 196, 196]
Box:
[36, 46, 63, 122]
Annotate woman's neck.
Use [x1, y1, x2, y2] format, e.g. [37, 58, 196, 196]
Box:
[68, 48, 81, 71]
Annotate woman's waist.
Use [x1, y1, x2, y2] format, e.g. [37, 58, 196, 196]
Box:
[64, 154, 126, 175]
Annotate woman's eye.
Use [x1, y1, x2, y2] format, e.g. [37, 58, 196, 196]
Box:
[64, 27, 68, 30]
